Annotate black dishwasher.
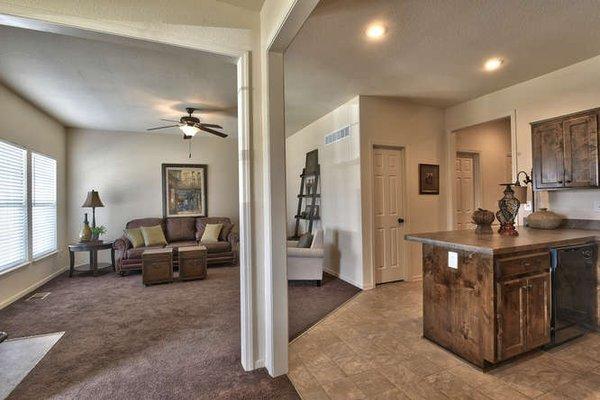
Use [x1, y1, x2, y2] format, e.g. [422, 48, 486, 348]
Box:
[548, 243, 598, 347]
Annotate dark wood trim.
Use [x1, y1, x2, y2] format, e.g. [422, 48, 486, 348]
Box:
[161, 163, 208, 218]
[530, 106, 600, 126]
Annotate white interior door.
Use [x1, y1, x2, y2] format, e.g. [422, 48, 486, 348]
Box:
[455, 153, 476, 230]
[373, 147, 406, 284]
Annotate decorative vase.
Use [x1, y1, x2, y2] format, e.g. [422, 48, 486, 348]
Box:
[496, 184, 520, 236]
[472, 208, 495, 234]
[526, 208, 563, 229]
[79, 213, 92, 242]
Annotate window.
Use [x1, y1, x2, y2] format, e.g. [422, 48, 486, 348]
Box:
[32, 152, 57, 258]
[0, 141, 28, 271]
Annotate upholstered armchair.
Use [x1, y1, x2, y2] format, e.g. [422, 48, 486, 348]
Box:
[286, 229, 324, 285]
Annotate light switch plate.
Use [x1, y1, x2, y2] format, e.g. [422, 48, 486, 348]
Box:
[594, 200, 600, 213]
[448, 251, 458, 269]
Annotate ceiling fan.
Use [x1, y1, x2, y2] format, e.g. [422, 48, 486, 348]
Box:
[147, 107, 228, 139]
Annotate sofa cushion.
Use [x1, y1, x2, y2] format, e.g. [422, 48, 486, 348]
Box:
[200, 241, 231, 253]
[165, 217, 197, 242]
[141, 225, 168, 247]
[196, 217, 232, 241]
[125, 228, 145, 248]
[202, 223, 223, 243]
[126, 218, 165, 231]
[126, 246, 164, 259]
[165, 241, 199, 250]
[220, 222, 233, 241]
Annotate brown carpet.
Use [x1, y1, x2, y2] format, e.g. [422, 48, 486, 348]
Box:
[288, 273, 361, 340]
[0, 266, 299, 400]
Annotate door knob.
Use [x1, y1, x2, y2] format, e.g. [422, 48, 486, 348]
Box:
[398, 218, 405, 224]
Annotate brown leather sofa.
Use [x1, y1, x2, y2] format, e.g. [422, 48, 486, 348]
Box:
[113, 217, 238, 275]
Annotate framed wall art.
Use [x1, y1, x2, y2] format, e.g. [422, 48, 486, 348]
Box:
[419, 163, 439, 195]
[162, 164, 208, 217]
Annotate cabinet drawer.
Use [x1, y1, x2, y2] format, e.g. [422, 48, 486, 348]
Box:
[497, 252, 550, 279]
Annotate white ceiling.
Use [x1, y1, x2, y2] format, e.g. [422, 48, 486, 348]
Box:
[284, 0, 600, 135]
[0, 24, 238, 136]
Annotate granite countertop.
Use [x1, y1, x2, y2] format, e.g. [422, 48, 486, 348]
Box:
[405, 228, 600, 255]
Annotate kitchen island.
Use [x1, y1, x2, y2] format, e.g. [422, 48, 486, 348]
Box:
[406, 228, 600, 368]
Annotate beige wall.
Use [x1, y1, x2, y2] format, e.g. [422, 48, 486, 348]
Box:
[455, 118, 512, 214]
[286, 97, 363, 288]
[446, 55, 600, 220]
[0, 83, 67, 308]
[360, 96, 446, 284]
[66, 129, 239, 264]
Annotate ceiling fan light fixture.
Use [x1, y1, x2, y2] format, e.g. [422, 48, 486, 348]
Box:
[180, 124, 199, 136]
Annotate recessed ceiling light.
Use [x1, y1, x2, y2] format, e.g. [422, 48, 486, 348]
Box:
[366, 24, 386, 40]
[484, 57, 504, 71]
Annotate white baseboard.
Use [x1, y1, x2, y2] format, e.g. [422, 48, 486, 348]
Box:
[323, 267, 364, 290]
[0, 266, 68, 310]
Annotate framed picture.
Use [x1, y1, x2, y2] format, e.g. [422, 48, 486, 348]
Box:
[305, 149, 319, 174]
[162, 164, 208, 217]
[419, 164, 439, 195]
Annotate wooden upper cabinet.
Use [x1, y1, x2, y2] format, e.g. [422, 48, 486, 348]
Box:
[532, 109, 599, 190]
[532, 121, 564, 189]
[563, 114, 598, 187]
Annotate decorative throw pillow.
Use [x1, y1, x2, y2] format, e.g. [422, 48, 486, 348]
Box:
[141, 225, 167, 247]
[297, 233, 313, 248]
[125, 228, 145, 248]
[219, 222, 234, 241]
[201, 223, 223, 243]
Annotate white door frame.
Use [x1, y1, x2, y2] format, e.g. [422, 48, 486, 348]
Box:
[367, 142, 409, 287]
[445, 112, 517, 230]
[0, 14, 257, 371]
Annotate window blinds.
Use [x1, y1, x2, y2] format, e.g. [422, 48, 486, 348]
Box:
[0, 141, 27, 271]
[32, 152, 57, 258]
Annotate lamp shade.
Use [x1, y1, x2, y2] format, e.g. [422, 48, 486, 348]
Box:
[82, 190, 104, 208]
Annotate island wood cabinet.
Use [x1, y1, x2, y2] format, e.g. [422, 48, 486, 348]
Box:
[497, 272, 550, 361]
[532, 108, 599, 190]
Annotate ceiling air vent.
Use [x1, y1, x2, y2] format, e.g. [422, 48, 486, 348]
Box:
[325, 126, 350, 145]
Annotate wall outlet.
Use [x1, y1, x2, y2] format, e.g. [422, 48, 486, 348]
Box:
[594, 200, 600, 213]
[522, 201, 532, 211]
[448, 251, 458, 269]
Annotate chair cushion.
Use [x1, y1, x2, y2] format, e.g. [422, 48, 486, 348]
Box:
[196, 217, 232, 241]
[200, 241, 231, 253]
[165, 241, 199, 250]
[165, 217, 197, 242]
[125, 228, 145, 248]
[202, 224, 223, 243]
[126, 246, 164, 259]
[141, 225, 168, 247]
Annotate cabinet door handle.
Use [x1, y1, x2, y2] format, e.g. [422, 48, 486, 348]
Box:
[557, 180, 563, 183]
[522, 261, 531, 267]
[397, 218, 405, 224]
[566, 179, 572, 183]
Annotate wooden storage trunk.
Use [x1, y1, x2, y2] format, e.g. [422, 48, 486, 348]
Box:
[178, 246, 207, 281]
[142, 248, 173, 285]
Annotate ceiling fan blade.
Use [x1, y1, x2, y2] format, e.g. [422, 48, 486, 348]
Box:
[160, 119, 181, 123]
[198, 125, 228, 138]
[147, 124, 180, 131]
[200, 123, 223, 129]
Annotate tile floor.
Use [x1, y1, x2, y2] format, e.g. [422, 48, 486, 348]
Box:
[288, 280, 600, 399]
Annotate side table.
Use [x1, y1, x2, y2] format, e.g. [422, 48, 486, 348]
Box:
[68, 241, 115, 277]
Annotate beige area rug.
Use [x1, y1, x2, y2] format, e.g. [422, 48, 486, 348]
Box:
[0, 332, 64, 400]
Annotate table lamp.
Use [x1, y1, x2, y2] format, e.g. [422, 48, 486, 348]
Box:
[82, 190, 104, 228]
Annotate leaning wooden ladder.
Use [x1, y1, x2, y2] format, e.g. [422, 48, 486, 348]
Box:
[291, 165, 320, 240]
